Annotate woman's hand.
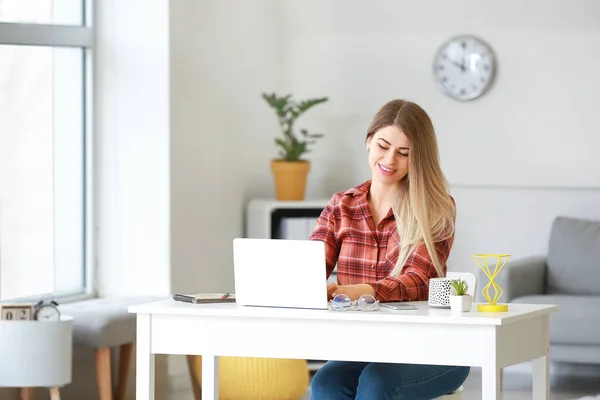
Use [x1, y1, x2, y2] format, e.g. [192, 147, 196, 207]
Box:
[327, 283, 376, 301]
[327, 283, 339, 300]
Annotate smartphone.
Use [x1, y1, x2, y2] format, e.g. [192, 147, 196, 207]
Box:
[380, 302, 417, 311]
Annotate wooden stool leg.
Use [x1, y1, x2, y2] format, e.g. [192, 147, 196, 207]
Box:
[117, 343, 134, 400]
[96, 347, 113, 400]
[20, 388, 34, 400]
[49, 387, 61, 400]
[186, 355, 202, 400]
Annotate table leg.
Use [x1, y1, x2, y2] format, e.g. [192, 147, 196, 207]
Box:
[186, 355, 202, 400]
[136, 313, 155, 400]
[49, 387, 61, 400]
[532, 354, 550, 399]
[482, 365, 501, 399]
[20, 388, 34, 400]
[533, 315, 551, 400]
[201, 355, 219, 400]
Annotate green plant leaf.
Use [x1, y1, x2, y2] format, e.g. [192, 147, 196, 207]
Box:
[274, 138, 291, 155]
[263, 93, 328, 160]
[449, 278, 469, 296]
[296, 98, 329, 114]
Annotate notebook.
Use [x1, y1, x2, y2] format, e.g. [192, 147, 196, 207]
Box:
[172, 292, 236, 304]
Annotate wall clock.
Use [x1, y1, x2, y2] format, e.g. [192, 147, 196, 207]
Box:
[432, 35, 496, 101]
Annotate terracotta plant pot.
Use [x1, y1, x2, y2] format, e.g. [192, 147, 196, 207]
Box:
[271, 160, 311, 201]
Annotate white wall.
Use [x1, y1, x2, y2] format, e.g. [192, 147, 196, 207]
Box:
[95, 0, 171, 297]
[283, 1, 600, 189]
[170, 0, 283, 294]
[94, 0, 171, 398]
[170, 0, 600, 292]
[282, 1, 600, 190]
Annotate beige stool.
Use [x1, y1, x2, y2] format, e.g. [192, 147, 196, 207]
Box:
[59, 296, 164, 400]
[20, 387, 62, 400]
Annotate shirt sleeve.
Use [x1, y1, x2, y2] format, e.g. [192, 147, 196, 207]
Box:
[309, 197, 340, 280]
[368, 235, 454, 302]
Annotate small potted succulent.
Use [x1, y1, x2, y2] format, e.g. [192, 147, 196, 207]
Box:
[449, 278, 473, 312]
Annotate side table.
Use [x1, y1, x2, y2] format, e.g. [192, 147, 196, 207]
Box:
[0, 315, 73, 399]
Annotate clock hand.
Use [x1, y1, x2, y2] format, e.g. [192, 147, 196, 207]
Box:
[451, 60, 466, 72]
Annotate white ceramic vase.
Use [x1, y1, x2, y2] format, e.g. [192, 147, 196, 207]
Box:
[428, 277, 452, 308]
[449, 295, 473, 312]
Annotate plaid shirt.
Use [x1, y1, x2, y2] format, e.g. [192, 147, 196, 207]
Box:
[309, 180, 454, 302]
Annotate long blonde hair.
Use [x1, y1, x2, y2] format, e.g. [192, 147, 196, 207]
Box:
[366, 100, 455, 278]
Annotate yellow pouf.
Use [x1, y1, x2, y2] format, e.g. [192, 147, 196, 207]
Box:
[194, 356, 309, 400]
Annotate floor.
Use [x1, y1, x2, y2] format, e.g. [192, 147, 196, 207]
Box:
[167, 362, 600, 400]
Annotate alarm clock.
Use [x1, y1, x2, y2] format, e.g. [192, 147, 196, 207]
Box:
[34, 300, 61, 321]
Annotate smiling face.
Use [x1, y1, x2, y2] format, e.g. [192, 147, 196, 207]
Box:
[366, 125, 410, 185]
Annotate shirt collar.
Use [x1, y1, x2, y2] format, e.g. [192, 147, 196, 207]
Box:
[345, 180, 396, 220]
[343, 180, 372, 197]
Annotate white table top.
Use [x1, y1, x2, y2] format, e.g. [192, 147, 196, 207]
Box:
[129, 299, 558, 326]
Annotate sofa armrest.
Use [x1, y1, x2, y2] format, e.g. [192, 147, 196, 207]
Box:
[475, 256, 546, 302]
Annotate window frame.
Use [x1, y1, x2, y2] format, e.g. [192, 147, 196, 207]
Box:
[0, 1, 95, 302]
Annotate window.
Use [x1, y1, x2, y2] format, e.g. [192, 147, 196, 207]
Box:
[0, 0, 83, 25]
[0, 1, 93, 301]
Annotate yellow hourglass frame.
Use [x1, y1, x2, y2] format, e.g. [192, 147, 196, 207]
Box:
[473, 253, 511, 312]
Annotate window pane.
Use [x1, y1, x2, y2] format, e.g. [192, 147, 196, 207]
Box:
[0, 45, 85, 300]
[0, 0, 83, 26]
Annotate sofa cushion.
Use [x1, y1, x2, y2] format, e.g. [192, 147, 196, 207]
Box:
[512, 294, 600, 346]
[546, 216, 600, 295]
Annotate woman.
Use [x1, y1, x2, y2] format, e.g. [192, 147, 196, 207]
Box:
[309, 99, 470, 399]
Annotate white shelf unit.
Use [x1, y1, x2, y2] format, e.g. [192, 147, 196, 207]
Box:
[246, 198, 330, 239]
[245, 198, 337, 281]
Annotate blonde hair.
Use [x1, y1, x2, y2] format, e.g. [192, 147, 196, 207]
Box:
[365, 100, 455, 278]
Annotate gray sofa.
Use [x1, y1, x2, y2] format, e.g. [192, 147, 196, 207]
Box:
[477, 216, 600, 364]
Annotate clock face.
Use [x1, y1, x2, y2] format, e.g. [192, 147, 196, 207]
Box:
[433, 35, 496, 101]
[36, 305, 60, 321]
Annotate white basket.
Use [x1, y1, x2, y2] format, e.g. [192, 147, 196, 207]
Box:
[0, 315, 73, 387]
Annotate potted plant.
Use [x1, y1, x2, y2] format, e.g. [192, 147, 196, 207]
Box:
[261, 92, 328, 201]
[449, 278, 473, 312]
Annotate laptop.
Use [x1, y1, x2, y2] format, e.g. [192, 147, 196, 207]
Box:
[232, 238, 329, 310]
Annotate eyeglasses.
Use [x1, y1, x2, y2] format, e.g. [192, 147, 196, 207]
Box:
[330, 293, 380, 312]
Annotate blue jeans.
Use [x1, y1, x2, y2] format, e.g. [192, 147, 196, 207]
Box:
[311, 361, 470, 400]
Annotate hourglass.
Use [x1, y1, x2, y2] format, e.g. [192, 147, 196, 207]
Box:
[473, 254, 511, 312]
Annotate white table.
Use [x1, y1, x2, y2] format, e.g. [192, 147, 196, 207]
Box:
[129, 300, 557, 400]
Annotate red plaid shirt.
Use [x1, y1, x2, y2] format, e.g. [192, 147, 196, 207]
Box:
[309, 180, 454, 302]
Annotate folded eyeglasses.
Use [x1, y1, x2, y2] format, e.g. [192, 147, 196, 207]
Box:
[330, 293, 380, 312]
